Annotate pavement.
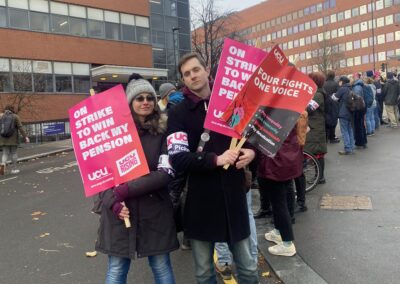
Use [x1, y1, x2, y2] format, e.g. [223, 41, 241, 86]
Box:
[3, 138, 322, 283]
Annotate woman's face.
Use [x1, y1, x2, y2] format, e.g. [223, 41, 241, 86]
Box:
[131, 92, 155, 119]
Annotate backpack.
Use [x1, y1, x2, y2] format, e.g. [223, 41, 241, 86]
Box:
[324, 93, 339, 128]
[362, 84, 374, 108]
[0, 111, 16, 138]
[346, 90, 365, 112]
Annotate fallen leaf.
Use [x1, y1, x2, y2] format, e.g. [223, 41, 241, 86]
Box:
[39, 248, 59, 253]
[262, 271, 270, 277]
[60, 272, 72, 277]
[32, 218, 39, 221]
[85, 251, 97, 257]
[40, 233, 50, 238]
[31, 211, 42, 216]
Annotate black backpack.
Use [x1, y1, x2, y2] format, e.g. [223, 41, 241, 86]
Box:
[346, 91, 365, 112]
[0, 111, 16, 138]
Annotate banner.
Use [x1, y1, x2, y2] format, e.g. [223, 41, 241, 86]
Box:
[204, 38, 267, 138]
[222, 46, 317, 157]
[69, 84, 149, 197]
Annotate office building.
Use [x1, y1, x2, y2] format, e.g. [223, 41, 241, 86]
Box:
[233, 0, 400, 75]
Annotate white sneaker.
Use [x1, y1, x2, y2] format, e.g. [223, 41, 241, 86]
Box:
[11, 169, 20, 174]
[264, 230, 282, 244]
[268, 243, 296, 257]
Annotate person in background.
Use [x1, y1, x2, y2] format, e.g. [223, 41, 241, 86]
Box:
[0, 105, 30, 175]
[382, 72, 400, 128]
[259, 125, 303, 257]
[323, 70, 340, 143]
[364, 77, 377, 136]
[158, 83, 184, 113]
[96, 74, 179, 284]
[352, 77, 368, 149]
[304, 72, 327, 184]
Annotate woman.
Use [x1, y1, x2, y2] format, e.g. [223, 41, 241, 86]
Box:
[304, 72, 327, 184]
[96, 74, 179, 284]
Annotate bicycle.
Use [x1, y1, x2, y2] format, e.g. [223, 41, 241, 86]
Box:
[302, 150, 321, 192]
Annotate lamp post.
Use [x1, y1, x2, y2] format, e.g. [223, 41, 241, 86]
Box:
[172, 27, 180, 83]
[371, 0, 376, 71]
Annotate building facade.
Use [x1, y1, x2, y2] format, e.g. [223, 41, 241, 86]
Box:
[233, 0, 400, 75]
[0, 0, 190, 133]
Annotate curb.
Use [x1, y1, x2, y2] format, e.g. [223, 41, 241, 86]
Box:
[256, 220, 327, 284]
[17, 147, 74, 163]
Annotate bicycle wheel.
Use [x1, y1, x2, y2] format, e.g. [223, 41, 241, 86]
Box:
[303, 150, 321, 193]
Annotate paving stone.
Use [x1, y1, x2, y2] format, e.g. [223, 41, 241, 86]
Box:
[320, 195, 372, 210]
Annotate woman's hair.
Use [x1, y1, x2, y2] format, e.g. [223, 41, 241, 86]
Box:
[308, 72, 326, 88]
[365, 77, 374, 84]
[326, 70, 335, 80]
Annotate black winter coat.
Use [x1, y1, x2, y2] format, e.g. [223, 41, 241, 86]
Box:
[96, 122, 179, 259]
[167, 88, 250, 244]
[383, 80, 400, 105]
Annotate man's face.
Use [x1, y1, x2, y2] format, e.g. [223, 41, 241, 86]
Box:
[180, 57, 210, 93]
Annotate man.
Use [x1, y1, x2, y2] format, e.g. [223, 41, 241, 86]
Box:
[158, 82, 184, 113]
[382, 72, 400, 128]
[0, 105, 30, 174]
[323, 70, 340, 143]
[167, 53, 259, 283]
[333, 76, 354, 155]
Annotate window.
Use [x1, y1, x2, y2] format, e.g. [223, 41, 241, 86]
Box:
[346, 42, 353, 51]
[396, 30, 400, 41]
[0, 58, 10, 92]
[70, 17, 87, 37]
[361, 21, 368, 31]
[386, 15, 393, 25]
[354, 40, 361, 49]
[51, 14, 69, 34]
[354, 56, 361, 66]
[396, 13, 400, 23]
[293, 25, 298, 34]
[347, 58, 354, 67]
[292, 11, 297, 20]
[121, 13, 136, 42]
[352, 8, 359, 17]
[330, 14, 337, 23]
[377, 34, 385, 44]
[317, 18, 323, 27]
[305, 22, 310, 30]
[337, 12, 344, 21]
[9, 8, 29, 29]
[30, 12, 50, 32]
[298, 10, 303, 18]
[338, 28, 344, 37]
[33, 60, 53, 92]
[360, 5, 367, 15]
[378, 51, 386, 61]
[12, 59, 32, 92]
[282, 29, 287, 37]
[0, 7, 6, 27]
[299, 23, 304, 32]
[362, 55, 369, 64]
[324, 16, 330, 25]
[300, 38, 305, 46]
[353, 23, 360, 33]
[54, 62, 72, 92]
[376, 0, 384, 10]
[331, 29, 337, 38]
[310, 5, 316, 14]
[287, 27, 293, 35]
[345, 26, 352, 35]
[74, 76, 90, 93]
[385, 0, 393, 7]
[305, 36, 311, 45]
[311, 20, 317, 28]
[304, 7, 310, 15]
[318, 33, 324, 42]
[136, 16, 150, 43]
[344, 10, 351, 19]
[386, 32, 394, 42]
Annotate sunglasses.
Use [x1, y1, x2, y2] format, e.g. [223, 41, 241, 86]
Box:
[134, 95, 155, 102]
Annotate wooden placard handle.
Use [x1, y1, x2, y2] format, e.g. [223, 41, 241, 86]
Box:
[223, 137, 247, 170]
[122, 202, 131, 228]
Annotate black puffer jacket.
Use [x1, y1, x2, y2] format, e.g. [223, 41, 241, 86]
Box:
[383, 79, 400, 105]
[167, 86, 250, 243]
[95, 115, 179, 258]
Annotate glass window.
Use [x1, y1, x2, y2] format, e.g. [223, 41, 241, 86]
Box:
[150, 14, 162, 31]
[0, 7, 6, 27]
[339, 43, 345, 52]
[396, 13, 400, 23]
[340, 59, 346, 68]
[30, 0, 48, 12]
[33, 73, 53, 92]
[276, 17, 281, 25]
[361, 38, 369, 48]
[352, 8, 359, 17]
[9, 8, 29, 29]
[70, 17, 87, 37]
[293, 25, 298, 33]
[312, 35, 317, 43]
[105, 22, 119, 40]
[331, 14, 337, 23]
[317, 3, 323, 12]
[325, 31, 331, 40]
[337, 12, 344, 21]
[386, 15, 393, 25]
[51, 14, 69, 34]
[179, 33, 190, 50]
[317, 18, 323, 27]
[311, 20, 317, 28]
[72, 63, 89, 75]
[282, 29, 287, 37]
[304, 7, 310, 15]
[353, 23, 360, 33]
[69, 5, 86, 18]
[54, 62, 72, 74]
[50, 2, 68, 15]
[360, 5, 367, 15]
[354, 40, 361, 49]
[330, 0, 336, 7]
[324, 16, 330, 25]
[88, 20, 105, 38]
[378, 51, 386, 61]
[361, 21, 368, 31]
[310, 5, 316, 14]
[152, 30, 165, 48]
[345, 26, 352, 35]
[12, 59, 32, 92]
[362, 55, 369, 64]
[153, 48, 166, 64]
[0, 72, 11, 92]
[30, 11, 49, 32]
[137, 27, 150, 43]
[347, 58, 354, 67]
[164, 0, 177, 16]
[299, 23, 304, 32]
[377, 34, 385, 44]
[376, 0, 384, 10]
[277, 30, 281, 38]
[338, 28, 344, 37]
[300, 38, 305, 46]
[318, 33, 324, 42]
[8, 0, 28, 9]
[298, 10, 303, 18]
[281, 16, 286, 24]
[324, 0, 329, 9]
[73, 76, 90, 93]
[271, 19, 276, 26]
[87, 8, 103, 21]
[288, 41, 293, 49]
[177, 1, 189, 19]
[331, 29, 337, 38]
[305, 36, 311, 44]
[386, 32, 394, 42]
[377, 17, 384, 28]
[294, 39, 299, 47]
[346, 42, 353, 51]
[396, 31, 400, 41]
[55, 75, 72, 92]
[354, 56, 361, 66]
[305, 22, 310, 30]
[122, 25, 136, 41]
[306, 51, 311, 59]
[271, 32, 276, 40]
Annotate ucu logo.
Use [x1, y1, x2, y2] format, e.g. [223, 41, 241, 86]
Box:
[88, 167, 109, 181]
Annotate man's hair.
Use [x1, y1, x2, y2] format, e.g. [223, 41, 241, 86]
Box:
[326, 70, 335, 80]
[4, 105, 15, 113]
[178, 53, 207, 77]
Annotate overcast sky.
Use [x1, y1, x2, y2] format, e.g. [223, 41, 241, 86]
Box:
[190, 0, 266, 12]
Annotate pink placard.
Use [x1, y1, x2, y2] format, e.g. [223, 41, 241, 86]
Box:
[69, 84, 149, 197]
[204, 38, 267, 138]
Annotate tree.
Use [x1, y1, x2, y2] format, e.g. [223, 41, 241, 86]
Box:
[191, 0, 244, 78]
[308, 32, 349, 75]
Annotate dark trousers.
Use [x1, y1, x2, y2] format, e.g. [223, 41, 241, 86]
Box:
[376, 94, 384, 122]
[354, 110, 367, 146]
[257, 179, 271, 211]
[258, 178, 294, 241]
[294, 174, 306, 206]
[326, 125, 337, 141]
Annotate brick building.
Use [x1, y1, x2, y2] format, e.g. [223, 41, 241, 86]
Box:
[231, 0, 400, 75]
[0, 0, 190, 137]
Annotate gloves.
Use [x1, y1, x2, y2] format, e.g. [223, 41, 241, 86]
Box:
[112, 202, 123, 218]
[113, 183, 129, 202]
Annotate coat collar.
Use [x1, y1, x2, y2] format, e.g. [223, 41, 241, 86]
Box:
[182, 82, 213, 110]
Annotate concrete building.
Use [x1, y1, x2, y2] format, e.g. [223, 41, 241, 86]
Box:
[233, 0, 400, 75]
[0, 0, 190, 137]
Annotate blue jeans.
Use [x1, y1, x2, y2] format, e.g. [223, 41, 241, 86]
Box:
[106, 254, 175, 284]
[215, 191, 258, 265]
[366, 107, 376, 134]
[339, 118, 354, 153]
[191, 237, 258, 284]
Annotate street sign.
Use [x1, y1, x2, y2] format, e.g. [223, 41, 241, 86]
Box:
[43, 122, 65, 135]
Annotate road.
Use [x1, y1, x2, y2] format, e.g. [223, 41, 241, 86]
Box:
[0, 151, 277, 284]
